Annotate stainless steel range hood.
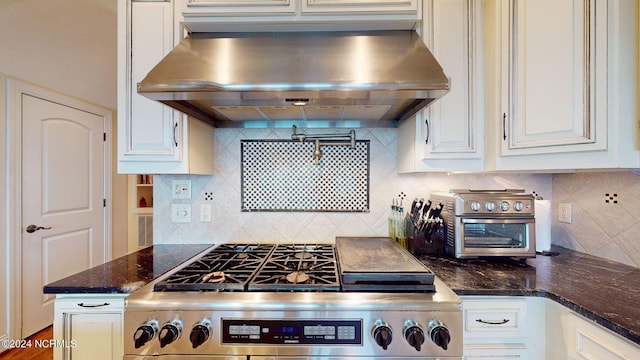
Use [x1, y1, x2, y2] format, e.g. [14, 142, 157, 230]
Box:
[138, 30, 449, 128]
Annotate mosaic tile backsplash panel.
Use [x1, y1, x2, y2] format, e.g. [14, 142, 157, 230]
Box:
[241, 140, 369, 212]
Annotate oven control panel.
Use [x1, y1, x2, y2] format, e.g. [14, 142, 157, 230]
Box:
[221, 319, 362, 345]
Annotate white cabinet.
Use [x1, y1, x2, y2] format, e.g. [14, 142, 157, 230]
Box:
[501, 0, 605, 153]
[301, 0, 419, 14]
[117, 0, 214, 174]
[180, 0, 421, 32]
[398, 0, 484, 173]
[463, 296, 640, 359]
[179, 0, 419, 15]
[461, 296, 545, 359]
[484, 0, 639, 171]
[180, 0, 296, 16]
[567, 313, 640, 359]
[53, 294, 125, 360]
[544, 297, 640, 359]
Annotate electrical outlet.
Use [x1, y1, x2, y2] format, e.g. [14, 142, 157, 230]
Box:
[200, 204, 212, 222]
[171, 204, 192, 223]
[172, 180, 192, 200]
[559, 203, 572, 223]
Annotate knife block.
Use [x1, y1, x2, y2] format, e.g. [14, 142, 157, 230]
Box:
[411, 224, 445, 256]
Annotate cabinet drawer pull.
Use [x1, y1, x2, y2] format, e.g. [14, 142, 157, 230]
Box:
[476, 318, 510, 325]
[77, 302, 110, 308]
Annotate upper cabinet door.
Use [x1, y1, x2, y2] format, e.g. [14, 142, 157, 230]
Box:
[422, 0, 483, 159]
[117, 0, 215, 174]
[486, 0, 638, 170]
[180, 0, 420, 32]
[501, 0, 607, 154]
[301, 0, 418, 14]
[122, 1, 181, 162]
[182, 0, 296, 15]
[397, 0, 484, 173]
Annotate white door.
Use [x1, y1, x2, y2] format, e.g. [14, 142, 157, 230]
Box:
[21, 94, 107, 336]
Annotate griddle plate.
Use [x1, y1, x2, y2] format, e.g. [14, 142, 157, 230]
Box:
[336, 237, 435, 291]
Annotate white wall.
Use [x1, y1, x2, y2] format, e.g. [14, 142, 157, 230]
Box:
[0, 0, 121, 344]
[0, 73, 8, 345]
[0, 0, 117, 109]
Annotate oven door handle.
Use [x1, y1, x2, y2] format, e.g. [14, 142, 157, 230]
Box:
[461, 217, 534, 224]
[475, 318, 510, 325]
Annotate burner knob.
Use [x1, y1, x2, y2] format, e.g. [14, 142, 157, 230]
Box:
[189, 319, 212, 349]
[159, 319, 183, 348]
[372, 321, 393, 350]
[428, 320, 451, 351]
[403, 321, 425, 352]
[133, 320, 159, 349]
[470, 201, 481, 211]
[485, 201, 496, 211]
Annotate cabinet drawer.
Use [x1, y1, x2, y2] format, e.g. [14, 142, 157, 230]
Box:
[56, 297, 124, 312]
[464, 346, 526, 359]
[463, 298, 527, 340]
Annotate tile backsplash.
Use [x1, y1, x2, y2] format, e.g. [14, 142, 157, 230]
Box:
[154, 128, 552, 246]
[552, 171, 640, 267]
[240, 140, 369, 212]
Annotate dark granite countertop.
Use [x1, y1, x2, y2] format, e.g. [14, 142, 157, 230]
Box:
[43, 244, 212, 294]
[417, 245, 640, 345]
[43, 242, 639, 346]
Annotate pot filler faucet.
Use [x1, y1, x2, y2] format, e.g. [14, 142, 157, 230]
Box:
[290, 125, 356, 165]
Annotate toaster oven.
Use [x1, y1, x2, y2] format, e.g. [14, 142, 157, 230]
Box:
[430, 190, 536, 261]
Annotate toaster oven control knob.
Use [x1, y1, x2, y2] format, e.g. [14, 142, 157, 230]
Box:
[500, 201, 510, 211]
[470, 201, 481, 211]
[427, 320, 451, 351]
[484, 201, 496, 211]
[403, 321, 425, 352]
[189, 319, 212, 349]
[133, 319, 159, 349]
[513, 201, 524, 211]
[159, 319, 183, 348]
[372, 321, 393, 350]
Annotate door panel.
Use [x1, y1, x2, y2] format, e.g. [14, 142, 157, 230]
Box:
[21, 93, 106, 336]
[42, 119, 93, 212]
[503, 0, 599, 151]
[44, 230, 92, 292]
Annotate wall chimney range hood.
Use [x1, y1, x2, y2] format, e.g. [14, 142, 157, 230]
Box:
[138, 30, 449, 128]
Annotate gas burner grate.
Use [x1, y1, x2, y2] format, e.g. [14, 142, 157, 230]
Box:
[154, 244, 275, 291]
[248, 244, 341, 291]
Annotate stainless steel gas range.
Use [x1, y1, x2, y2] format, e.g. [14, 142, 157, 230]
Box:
[124, 237, 462, 359]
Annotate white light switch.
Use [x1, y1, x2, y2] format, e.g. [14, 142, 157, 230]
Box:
[172, 180, 192, 200]
[200, 204, 211, 222]
[171, 204, 192, 223]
